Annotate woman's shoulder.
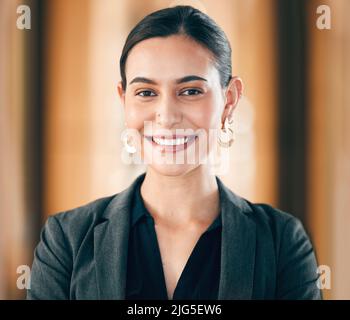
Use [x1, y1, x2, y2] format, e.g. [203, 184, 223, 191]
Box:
[242, 199, 312, 249]
[243, 199, 303, 230]
[41, 193, 120, 250]
[243, 200, 321, 299]
[218, 178, 306, 241]
[50, 194, 116, 225]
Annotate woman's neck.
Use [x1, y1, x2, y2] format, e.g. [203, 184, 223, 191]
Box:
[140, 165, 220, 227]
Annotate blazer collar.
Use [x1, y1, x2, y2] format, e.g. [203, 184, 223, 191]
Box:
[94, 172, 256, 299]
[215, 175, 257, 299]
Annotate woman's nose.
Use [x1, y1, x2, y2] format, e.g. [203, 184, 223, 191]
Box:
[155, 96, 183, 127]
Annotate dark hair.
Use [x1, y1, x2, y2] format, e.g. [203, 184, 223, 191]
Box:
[119, 5, 232, 91]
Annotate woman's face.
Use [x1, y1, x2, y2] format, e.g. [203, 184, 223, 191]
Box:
[118, 34, 239, 176]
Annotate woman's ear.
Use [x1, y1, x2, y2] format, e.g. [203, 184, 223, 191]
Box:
[221, 76, 243, 125]
[117, 81, 125, 105]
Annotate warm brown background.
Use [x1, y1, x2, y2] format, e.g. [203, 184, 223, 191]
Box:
[0, 0, 349, 299]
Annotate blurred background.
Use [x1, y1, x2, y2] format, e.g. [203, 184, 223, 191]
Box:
[0, 0, 349, 299]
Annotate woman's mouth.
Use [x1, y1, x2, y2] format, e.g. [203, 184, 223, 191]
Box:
[144, 134, 197, 153]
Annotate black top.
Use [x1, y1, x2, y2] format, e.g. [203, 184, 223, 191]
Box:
[125, 179, 222, 300]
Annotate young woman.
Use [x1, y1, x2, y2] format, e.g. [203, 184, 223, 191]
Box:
[27, 5, 322, 300]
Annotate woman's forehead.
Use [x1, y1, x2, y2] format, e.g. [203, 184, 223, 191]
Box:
[125, 35, 218, 82]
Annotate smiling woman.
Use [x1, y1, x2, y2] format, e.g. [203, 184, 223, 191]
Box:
[27, 5, 322, 300]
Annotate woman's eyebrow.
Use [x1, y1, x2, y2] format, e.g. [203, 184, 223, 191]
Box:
[175, 75, 207, 84]
[129, 77, 155, 85]
[129, 75, 207, 85]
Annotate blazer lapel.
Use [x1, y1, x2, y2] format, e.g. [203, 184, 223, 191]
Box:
[216, 176, 257, 299]
[93, 174, 143, 299]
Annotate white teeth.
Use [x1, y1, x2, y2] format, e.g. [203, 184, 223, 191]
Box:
[153, 137, 189, 146]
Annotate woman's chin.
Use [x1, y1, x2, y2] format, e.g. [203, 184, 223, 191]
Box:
[148, 163, 199, 177]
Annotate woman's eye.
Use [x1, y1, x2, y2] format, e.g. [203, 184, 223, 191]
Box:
[136, 90, 156, 97]
[181, 89, 202, 96]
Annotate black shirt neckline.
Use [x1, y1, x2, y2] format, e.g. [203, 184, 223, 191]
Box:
[126, 177, 222, 300]
[131, 178, 222, 232]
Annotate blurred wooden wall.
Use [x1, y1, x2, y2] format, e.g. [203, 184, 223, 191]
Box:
[306, 0, 350, 299]
[43, 0, 92, 215]
[0, 0, 34, 299]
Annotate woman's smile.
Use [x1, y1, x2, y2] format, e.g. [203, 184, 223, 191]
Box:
[144, 134, 198, 153]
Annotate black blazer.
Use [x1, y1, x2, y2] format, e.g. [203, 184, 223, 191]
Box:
[27, 172, 322, 300]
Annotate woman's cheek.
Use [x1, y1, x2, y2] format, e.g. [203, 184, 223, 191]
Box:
[124, 105, 147, 130]
[189, 101, 219, 130]
[124, 93, 145, 128]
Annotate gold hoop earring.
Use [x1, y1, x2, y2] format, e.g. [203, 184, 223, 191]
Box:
[123, 131, 137, 154]
[218, 118, 235, 148]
